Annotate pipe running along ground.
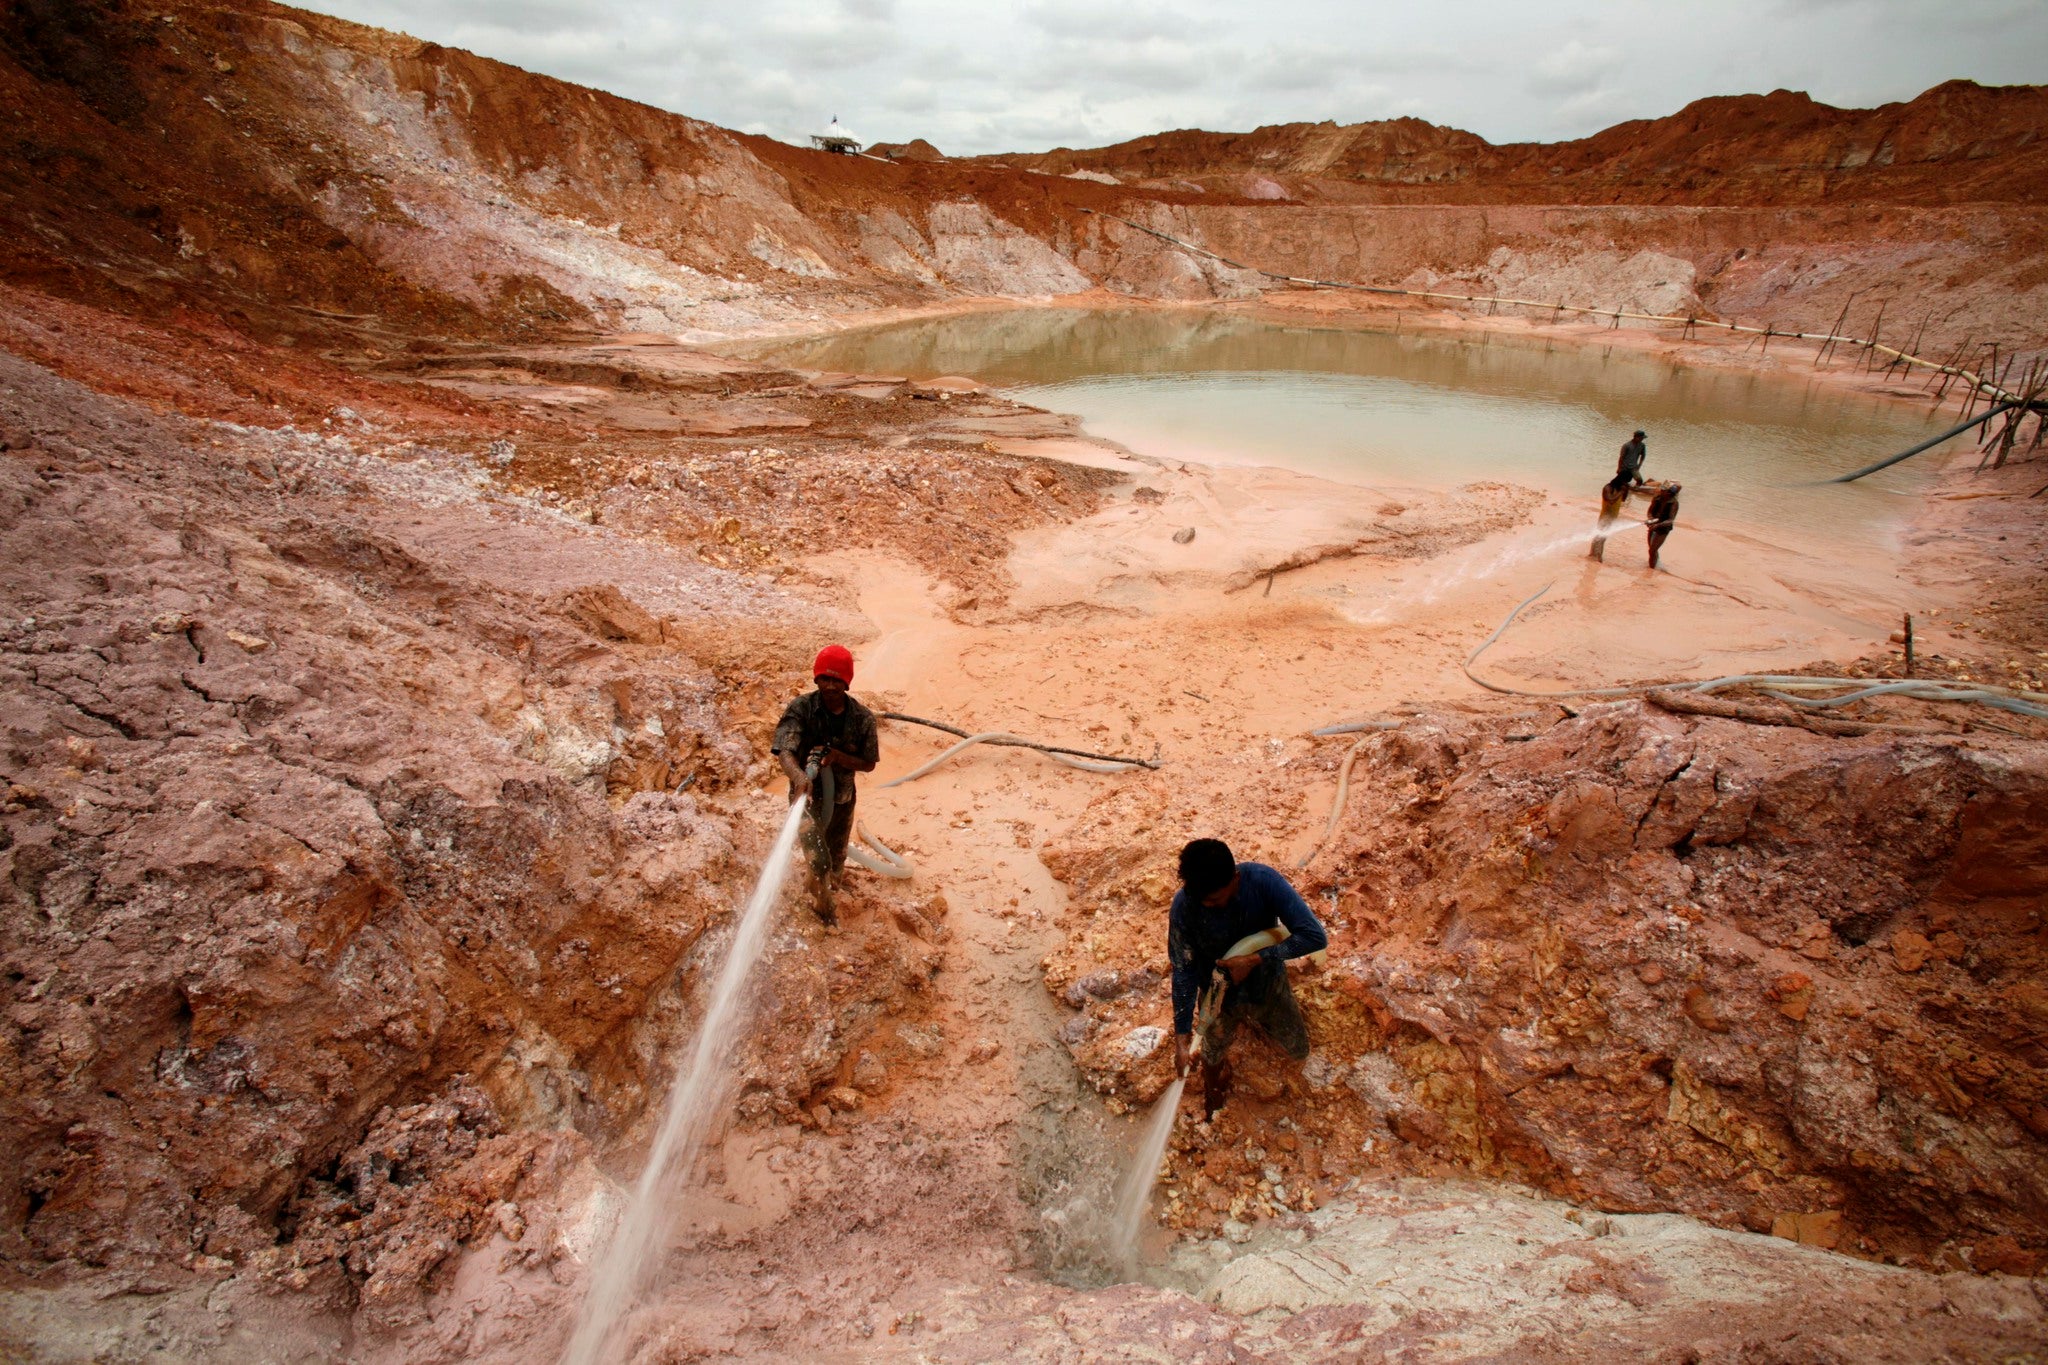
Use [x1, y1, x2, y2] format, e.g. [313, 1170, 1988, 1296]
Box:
[848, 822, 914, 879]
[879, 731, 1140, 788]
[809, 761, 917, 879]
[1295, 737, 1372, 870]
[1463, 582, 2048, 715]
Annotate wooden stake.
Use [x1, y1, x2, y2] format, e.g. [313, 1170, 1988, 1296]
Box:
[1931, 337, 1973, 404]
[1888, 313, 1929, 381]
[1861, 300, 1886, 371]
[1903, 612, 1913, 677]
[1814, 293, 1855, 368]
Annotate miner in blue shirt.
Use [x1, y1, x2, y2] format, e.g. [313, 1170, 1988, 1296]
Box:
[1169, 838, 1328, 1119]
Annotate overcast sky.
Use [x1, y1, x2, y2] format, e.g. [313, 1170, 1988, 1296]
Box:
[293, 0, 2048, 155]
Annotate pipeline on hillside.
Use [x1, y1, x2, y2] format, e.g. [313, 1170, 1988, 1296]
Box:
[1079, 207, 2045, 434]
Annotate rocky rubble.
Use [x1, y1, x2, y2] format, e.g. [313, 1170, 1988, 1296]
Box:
[1044, 703, 2048, 1272]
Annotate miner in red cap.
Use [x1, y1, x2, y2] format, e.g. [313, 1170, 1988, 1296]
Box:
[772, 644, 879, 924]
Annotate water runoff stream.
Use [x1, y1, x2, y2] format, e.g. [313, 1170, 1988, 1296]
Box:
[564, 797, 811, 1364]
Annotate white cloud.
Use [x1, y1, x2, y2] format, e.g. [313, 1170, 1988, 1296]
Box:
[294, 0, 2048, 155]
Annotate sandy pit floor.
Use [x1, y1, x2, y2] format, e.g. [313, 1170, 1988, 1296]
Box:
[4, 290, 2043, 1363]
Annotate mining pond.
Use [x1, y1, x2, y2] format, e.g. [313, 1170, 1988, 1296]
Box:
[744, 307, 1952, 545]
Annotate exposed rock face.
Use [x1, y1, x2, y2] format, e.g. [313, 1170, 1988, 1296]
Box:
[1044, 705, 2048, 1271]
[0, 2, 2041, 357]
[1339, 706, 2048, 1268]
[0, 350, 774, 1277]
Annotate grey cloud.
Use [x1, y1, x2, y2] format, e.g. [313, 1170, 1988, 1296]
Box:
[296, 0, 2042, 157]
[1021, 1, 1196, 46]
[1525, 40, 1621, 97]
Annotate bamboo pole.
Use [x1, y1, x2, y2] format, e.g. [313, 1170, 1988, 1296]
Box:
[1931, 338, 1973, 404]
[1888, 314, 1929, 382]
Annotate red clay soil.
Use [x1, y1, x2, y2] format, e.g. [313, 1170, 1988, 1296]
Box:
[0, 1, 2044, 1359]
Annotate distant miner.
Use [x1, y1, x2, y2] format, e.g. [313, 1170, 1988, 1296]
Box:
[1169, 838, 1328, 1120]
[774, 644, 879, 925]
[1645, 481, 1682, 570]
[1588, 470, 1634, 561]
[1616, 428, 1648, 485]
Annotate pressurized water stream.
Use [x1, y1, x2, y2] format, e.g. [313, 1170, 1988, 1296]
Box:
[563, 797, 811, 1365]
[1106, 1077, 1186, 1278]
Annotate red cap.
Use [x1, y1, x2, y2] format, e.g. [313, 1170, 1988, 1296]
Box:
[813, 644, 854, 684]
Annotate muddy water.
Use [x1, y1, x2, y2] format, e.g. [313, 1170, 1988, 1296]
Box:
[746, 308, 1951, 541]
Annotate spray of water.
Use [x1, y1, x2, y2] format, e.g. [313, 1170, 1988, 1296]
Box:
[1357, 523, 1637, 625]
[1106, 1077, 1186, 1278]
[562, 796, 811, 1365]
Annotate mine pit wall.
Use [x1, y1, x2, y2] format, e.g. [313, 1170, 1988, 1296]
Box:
[1080, 202, 2048, 359]
[0, 352, 936, 1311]
[6, 2, 2042, 355]
[1049, 708, 2048, 1273]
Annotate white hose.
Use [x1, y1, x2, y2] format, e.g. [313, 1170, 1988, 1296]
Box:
[880, 731, 1138, 787]
[1755, 682, 2048, 719]
[847, 846, 913, 879]
[849, 821, 914, 879]
[1310, 719, 1402, 736]
[1296, 736, 1372, 870]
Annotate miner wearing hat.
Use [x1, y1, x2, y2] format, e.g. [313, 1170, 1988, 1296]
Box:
[773, 645, 879, 924]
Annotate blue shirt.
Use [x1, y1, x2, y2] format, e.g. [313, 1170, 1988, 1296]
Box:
[1167, 862, 1328, 1035]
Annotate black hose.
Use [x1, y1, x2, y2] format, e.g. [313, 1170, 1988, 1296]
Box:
[1825, 403, 2014, 483]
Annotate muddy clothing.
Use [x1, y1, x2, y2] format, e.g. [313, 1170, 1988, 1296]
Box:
[1168, 862, 1327, 1038]
[771, 692, 879, 805]
[1645, 486, 1680, 569]
[1590, 474, 1632, 561]
[1200, 957, 1310, 1064]
[1617, 436, 1647, 483]
[806, 791, 856, 882]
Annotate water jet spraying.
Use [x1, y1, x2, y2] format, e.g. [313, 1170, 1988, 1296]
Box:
[1106, 1078, 1185, 1278]
[562, 782, 814, 1364]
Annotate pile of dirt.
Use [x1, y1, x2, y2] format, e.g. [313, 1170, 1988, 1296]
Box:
[868, 139, 946, 163]
[1042, 702, 2048, 1273]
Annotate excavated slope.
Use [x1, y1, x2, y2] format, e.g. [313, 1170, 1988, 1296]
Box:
[975, 82, 2048, 206]
[0, 1, 2043, 365]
